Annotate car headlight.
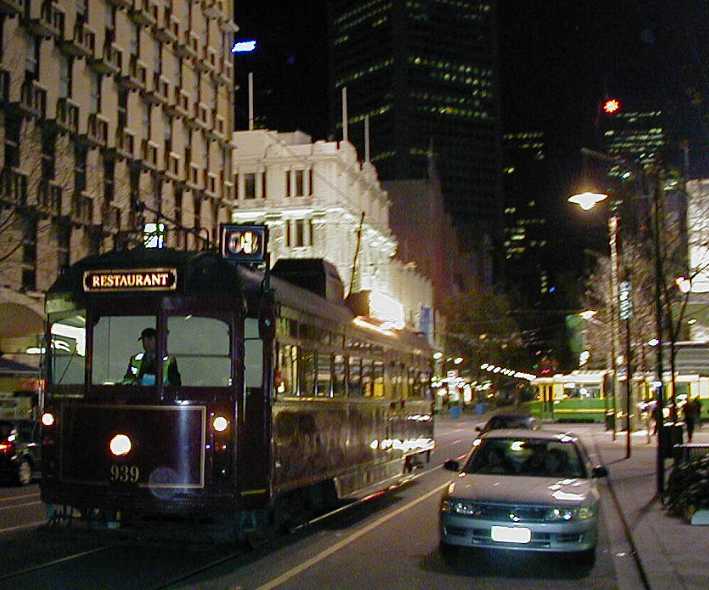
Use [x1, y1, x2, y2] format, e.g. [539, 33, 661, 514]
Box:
[544, 507, 577, 521]
[442, 499, 483, 517]
[544, 505, 596, 521]
[577, 505, 596, 520]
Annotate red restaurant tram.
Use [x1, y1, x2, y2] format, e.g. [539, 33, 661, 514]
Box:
[40, 225, 435, 538]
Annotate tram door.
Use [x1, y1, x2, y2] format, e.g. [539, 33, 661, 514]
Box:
[239, 318, 273, 508]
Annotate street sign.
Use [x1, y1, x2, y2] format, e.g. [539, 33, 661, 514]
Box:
[619, 280, 633, 320]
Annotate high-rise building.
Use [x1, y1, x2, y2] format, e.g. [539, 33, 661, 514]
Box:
[0, 1, 236, 366]
[328, 1, 503, 234]
[502, 131, 550, 305]
[602, 109, 666, 178]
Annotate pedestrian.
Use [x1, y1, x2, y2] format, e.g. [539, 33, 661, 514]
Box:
[684, 396, 700, 442]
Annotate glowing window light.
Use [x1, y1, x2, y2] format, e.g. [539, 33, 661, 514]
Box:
[232, 40, 256, 53]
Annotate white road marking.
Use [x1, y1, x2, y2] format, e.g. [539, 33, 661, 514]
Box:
[0, 492, 40, 503]
[0, 500, 42, 512]
[255, 481, 450, 590]
[0, 519, 45, 534]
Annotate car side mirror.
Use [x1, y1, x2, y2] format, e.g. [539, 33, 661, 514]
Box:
[444, 459, 460, 472]
[592, 465, 608, 478]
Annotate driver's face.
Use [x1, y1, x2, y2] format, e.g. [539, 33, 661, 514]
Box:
[142, 335, 156, 353]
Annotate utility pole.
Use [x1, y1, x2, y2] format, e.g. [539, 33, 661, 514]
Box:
[653, 169, 666, 496]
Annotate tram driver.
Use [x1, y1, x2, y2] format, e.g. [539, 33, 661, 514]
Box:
[123, 328, 182, 386]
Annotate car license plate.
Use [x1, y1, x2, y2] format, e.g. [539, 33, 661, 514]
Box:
[491, 526, 531, 544]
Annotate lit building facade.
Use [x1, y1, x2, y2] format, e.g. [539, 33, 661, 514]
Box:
[603, 109, 666, 178]
[502, 131, 549, 304]
[232, 129, 434, 334]
[0, 1, 236, 364]
[327, 1, 503, 235]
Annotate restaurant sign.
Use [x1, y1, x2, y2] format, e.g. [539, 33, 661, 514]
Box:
[83, 268, 178, 293]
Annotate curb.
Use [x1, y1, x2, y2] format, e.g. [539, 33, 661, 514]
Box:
[591, 433, 652, 590]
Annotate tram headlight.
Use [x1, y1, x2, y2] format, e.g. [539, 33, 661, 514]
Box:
[213, 416, 229, 432]
[41, 412, 55, 427]
[109, 434, 132, 456]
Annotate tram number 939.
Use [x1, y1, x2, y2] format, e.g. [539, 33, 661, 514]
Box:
[109, 464, 140, 483]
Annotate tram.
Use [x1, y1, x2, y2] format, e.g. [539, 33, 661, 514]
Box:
[40, 225, 435, 538]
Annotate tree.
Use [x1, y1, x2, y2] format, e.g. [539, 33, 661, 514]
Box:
[442, 289, 530, 376]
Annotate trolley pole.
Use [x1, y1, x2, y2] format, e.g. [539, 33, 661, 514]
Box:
[619, 277, 633, 459]
[653, 171, 666, 497]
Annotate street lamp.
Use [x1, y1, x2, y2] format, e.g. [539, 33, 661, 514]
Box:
[569, 191, 609, 211]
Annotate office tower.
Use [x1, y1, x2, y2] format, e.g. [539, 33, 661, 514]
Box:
[328, 1, 503, 234]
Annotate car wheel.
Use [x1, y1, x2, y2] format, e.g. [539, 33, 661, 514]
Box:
[16, 459, 33, 486]
[439, 541, 459, 565]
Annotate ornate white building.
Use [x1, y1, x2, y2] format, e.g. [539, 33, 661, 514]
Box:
[232, 130, 433, 332]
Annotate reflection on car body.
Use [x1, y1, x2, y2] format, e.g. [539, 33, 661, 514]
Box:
[0, 420, 41, 486]
[440, 429, 607, 564]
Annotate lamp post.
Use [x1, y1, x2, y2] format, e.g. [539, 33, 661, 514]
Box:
[570, 152, 667, 494]
[570, 191, 620, 441]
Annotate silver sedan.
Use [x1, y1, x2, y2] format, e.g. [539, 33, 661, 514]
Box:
[439, 429, 607, 565]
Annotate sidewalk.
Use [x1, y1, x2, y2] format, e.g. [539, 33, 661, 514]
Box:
[584, 424, 709, 590]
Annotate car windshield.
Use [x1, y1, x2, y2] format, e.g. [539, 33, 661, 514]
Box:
[463, 437, 586, 478]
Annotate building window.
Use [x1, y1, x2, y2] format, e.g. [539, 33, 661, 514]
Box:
[285, 220, 291, 246]
[21, 214, 37, 291]
[285, 171, 291, 197]
[57, 223, 71, 272]
[309, 168, 313, 196]
[244, 173, 256, 199]
[143, 104, 152, 139]
[118, 88, 128, 128]
[129, 22, 139, 57]
[103, 158, 115, 202]
[90, 72, 101, 113]
[59, 56, 72, 99]
[261, 171, 267, 199]
[41, 127, 56, 180]
[74, 145, 87, 193]
[295, 219, 304, 247]
[309, 219, 314, 247]
[3, 115, 20, 168]
[295, 170, 304, 196]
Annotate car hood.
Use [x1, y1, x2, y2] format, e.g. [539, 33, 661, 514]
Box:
[447, 474, 596, 506]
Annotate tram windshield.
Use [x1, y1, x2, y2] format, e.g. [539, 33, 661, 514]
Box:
[49, 312, 86, 385]
[92, 316, 159, 386]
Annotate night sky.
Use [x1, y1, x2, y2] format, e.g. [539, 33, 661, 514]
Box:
[233, 1, 708, 288]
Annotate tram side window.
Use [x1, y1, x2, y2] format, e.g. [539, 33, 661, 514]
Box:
[348, 356, 362, 397]
[333, 354, 346, 397]
[316, 353, 331, 397]
[49, 313, 86, 385]
[300, 350, 315, 396]
[277, 343, 298, 396]
[92, 315, 157, 385]
[362, 360, 373, 397]
[168, 316, 231, 387]
[373, 361, 385, 398]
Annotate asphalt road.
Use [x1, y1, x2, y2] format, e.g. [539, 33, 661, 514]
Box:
[0, 417, 633, 590]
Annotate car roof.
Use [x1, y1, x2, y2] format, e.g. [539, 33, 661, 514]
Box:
[480, 429, 579, 442]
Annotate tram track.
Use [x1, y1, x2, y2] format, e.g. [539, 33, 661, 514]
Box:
[151, 449, 468, 590]
[0, 427, 473, 589]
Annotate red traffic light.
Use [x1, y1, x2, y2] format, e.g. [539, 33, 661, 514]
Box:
[603, 98, 621, 114]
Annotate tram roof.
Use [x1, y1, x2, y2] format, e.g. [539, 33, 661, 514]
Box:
[47, 247, 242, 297]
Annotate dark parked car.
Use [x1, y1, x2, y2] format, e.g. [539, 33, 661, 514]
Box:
[0, 420, 41, 485]
[477, 414, 540, 434]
